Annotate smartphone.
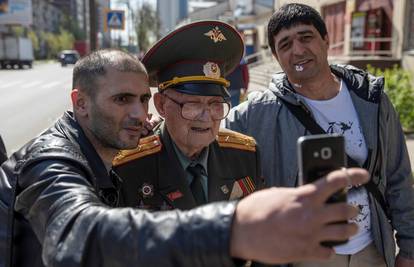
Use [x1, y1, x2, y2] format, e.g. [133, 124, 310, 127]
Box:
[297, 134, 348, 247]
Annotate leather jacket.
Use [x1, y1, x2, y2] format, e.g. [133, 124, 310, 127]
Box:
[0, 135, 6, 165]
[0, 111, 238, 267]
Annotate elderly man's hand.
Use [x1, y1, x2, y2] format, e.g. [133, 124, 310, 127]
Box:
[142, 113, 162, 137]
[230, 168, 369, 264]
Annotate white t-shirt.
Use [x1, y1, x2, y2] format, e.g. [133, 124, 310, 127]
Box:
[300, 80, 373, 254]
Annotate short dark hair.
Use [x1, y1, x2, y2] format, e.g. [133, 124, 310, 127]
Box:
[72, 49, 148, 97]
[267, 3, 328, 55]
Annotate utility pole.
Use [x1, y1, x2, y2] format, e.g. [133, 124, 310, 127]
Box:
[89, 0, 97, 50]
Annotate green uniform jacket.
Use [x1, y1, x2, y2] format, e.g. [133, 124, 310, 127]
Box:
[113, 124, 262, 211]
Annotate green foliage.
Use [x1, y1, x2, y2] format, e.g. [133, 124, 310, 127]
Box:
[134, 2, 160, 53]
[60, 14, 86, 40]
[367, 65, 414, 131]
[38, 28, 75, 59]
[27, 30, 39, 52]
[11, 26, 24, 37]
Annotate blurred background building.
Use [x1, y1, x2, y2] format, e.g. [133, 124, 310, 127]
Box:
[0, 0, 412, 80]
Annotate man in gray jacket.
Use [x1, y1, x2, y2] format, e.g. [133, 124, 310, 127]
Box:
[226, 3, 414, 267]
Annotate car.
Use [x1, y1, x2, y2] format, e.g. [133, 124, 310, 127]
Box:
[58, 50, 80, 66]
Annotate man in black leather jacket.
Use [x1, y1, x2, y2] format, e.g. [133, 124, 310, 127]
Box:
[0, 134, 6, 165]
[0, 49, 369, 267]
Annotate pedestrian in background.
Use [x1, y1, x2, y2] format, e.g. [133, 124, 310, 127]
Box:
[227, 58, 249, 107]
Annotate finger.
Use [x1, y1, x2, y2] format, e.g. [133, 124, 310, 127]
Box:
[312, 168, 369, 204]
[317, 202, 359, 225]
[318, 222, 358, 243]
[303, 246, 334, 262]
[141, 128, 149, 137]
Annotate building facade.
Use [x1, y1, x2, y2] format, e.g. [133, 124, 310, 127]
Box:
[275, 0, 413, 78]
[157, 0, 188, 36]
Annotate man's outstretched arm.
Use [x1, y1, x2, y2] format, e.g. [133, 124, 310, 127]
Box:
[16, 159, 368, 266]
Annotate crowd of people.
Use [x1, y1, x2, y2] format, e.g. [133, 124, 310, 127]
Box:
[0, 3, 413, 267]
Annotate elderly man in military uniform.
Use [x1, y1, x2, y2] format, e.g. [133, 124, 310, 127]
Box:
[112, 20, 261, 211]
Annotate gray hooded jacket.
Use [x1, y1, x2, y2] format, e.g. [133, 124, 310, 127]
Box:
[225, 64, 414, 267]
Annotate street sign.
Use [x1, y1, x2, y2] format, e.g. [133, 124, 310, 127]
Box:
[104, 9, 125, 31]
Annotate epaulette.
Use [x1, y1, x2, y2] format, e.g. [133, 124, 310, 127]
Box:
[112, 135, 162, 167]
[216, 129, 256, 152]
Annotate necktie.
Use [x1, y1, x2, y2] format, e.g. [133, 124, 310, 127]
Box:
[187, 164, 207, 205]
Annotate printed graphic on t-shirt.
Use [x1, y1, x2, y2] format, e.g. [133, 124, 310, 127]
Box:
[324, 121, 365, 161]
[348, 188, 371, 231]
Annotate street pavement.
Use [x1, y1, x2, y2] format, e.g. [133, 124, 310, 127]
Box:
[0, 62, 73, 153]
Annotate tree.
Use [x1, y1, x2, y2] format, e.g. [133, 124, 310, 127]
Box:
[133, 2, 160, 53]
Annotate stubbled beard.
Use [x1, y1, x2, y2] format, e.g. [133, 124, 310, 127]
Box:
[89, 108, 143, 150]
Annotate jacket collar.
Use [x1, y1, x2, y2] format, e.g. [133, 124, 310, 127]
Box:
[270, 64, 383, 105]
[57, 111, 113, 189]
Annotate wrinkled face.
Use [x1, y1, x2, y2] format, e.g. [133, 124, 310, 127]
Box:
[155, 90, 224, 156]
[272, 24, 330, 83]
[85, 69, 151, 150]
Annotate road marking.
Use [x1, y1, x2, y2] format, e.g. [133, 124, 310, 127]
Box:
[40, 81, 62, 89]
[0, 81, 24, 89]
[21, 80, 43, 89]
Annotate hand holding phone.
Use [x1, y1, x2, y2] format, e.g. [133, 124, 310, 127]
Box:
[297, 134, 348, 247]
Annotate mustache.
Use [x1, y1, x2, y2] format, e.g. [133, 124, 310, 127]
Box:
[123, 119, 144, 128]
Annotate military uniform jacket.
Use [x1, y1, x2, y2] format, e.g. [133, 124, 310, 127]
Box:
[113, 123, 262, 211]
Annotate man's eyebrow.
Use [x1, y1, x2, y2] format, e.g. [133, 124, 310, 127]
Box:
[277, 30, 315, 47]
[277, 36, 290, 47]
[113, 92, 137, 97]
[297, 30, 314, 35]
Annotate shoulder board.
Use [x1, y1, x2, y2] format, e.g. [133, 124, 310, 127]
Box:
[216, 129, 256, 152]
[112, 135, 162, 167]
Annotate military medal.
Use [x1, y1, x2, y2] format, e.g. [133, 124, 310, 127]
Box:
[229, 176, 255, 200]
[220, 185, 229, 194]
[167, 190, 183, 201]
[140, 183, 154, 198]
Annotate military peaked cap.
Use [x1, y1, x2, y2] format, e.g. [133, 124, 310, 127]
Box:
[142, 20, 244, 97]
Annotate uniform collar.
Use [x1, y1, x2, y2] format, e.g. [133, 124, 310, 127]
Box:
[171, 139, 209, 175]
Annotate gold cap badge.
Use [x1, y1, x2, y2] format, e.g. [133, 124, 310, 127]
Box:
[204, 26, 227, 43]
[203, 62, 221, 79]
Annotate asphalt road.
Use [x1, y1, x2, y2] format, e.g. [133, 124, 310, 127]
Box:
[0, 62, 73, 153]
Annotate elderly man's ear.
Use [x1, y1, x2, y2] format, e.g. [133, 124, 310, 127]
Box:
[154, 92, 166, 117]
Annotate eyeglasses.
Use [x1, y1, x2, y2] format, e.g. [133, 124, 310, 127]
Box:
[163, 94, 230, 121]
